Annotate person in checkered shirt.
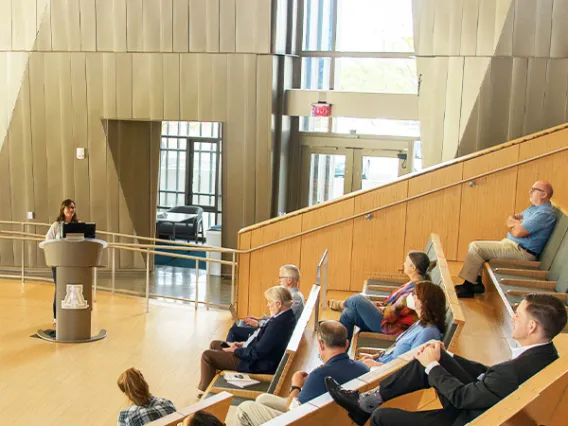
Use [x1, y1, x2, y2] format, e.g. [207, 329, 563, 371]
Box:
[117, 368, 176, 426]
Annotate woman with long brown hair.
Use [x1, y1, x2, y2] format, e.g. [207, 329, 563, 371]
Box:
[117, 368, 176, 426]
[45, 199, 78, 324]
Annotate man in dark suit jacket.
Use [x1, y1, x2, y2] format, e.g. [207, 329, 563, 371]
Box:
[325, 293, 567, 426]
[198, 286, 297, 392]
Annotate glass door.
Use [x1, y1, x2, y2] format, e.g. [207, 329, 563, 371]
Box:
[301, 147, 353, 207]
[352, 149, 402, 192]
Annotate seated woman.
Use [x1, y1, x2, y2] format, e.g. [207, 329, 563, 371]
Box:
[328, 251, 434, 341]
[117, 368, 176, 426]
[357, 280, 446, 368]
[198, 286, 297, 392]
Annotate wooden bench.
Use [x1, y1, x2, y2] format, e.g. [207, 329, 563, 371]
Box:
[362, 236, 436, 302]
[146, 392, 232, 426]
[353, 234, 464, 357]
[483, 204, 568, 345]
[262, 341, 438, 425]
[202, 284, 321, 405]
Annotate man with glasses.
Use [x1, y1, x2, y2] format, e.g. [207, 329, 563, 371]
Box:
[226, 265, 305, 342]
[455, 180, 556, 298]
[235, 320, 369, 426]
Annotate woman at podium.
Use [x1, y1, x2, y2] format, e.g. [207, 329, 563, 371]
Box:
[45, 199, 78, 325]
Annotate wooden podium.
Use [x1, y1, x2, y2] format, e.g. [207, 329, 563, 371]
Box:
[38, 238, 108, 343]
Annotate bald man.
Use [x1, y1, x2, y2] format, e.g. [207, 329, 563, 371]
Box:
[456, 181, 556, 298]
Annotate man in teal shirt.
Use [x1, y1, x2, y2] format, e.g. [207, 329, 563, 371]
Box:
[456, 181, 556, 298]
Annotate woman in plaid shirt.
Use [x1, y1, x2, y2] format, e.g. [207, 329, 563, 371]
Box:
[117, 368, 176, 426]
[328, 251, 434, 342]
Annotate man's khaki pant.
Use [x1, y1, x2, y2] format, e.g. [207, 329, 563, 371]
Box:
[199, 340, 240, 391]
[458, 238, 536, 283]
[235, 393, 288, 426]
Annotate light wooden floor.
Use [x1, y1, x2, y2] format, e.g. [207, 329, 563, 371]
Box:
[0, 279, 233, 426]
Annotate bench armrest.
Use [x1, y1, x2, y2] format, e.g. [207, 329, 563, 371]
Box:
[489, 259, 541, 269]
[359, 331, 397, 342]
[507, 290, 568, 301]
[494, 268, 548, 279]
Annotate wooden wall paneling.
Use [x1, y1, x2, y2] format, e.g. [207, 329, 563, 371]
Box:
[411, 0, 422, 53]
[102, 53, 117, 118]
[211, 55, 228, 121]
[96, 0, 127, 52]
[10, 64, 36, 265]
[235, 0, 271, 53]
[457, 145, 520, 259]
[442, 57, 465, 162]
[477, 58, 513, 150]
[70, 53, 91, 226]
[105, 121, 120, 253]
[476, 0, 497, 56]
[197, 54, 214, 120]
[205, 0, 220, 52]
[159, 0, 174, 52]
[236, 231, 251, 317]
[189, 0, 207, 52]
[148, 122, 161, 268]
[493, 0, 514, 56]
[550, 0, 568, 58]
[149, 54, 164, 120]
[405, 164, 463, 261]
[522, 58, 547, 135]
[126, 0, 144, 52]
[255, 55, 273, 222]
[417, 0, 435, 55]
[417, 57, 448, 167]
[80, 0, 97, 52]
[507, 57, 528, 141]
[543, 59, 568, 130]
[57, 54, 76, 201]
[0, 0, 12, 50]
[163, 54, 180, 120]
[173, 0, 189, 52]
[35, 0, 51, 52]
[433, 0, 451, 55]
[249, 215, 302, 315]
[142, 0, 162, 52]
[115, 53, 133, 119]
[300, 199, 355, 292]
[51, 0, 82, 52]
[0, 135, 14, 265]
[28, 53, 49, 265]
[11, 0, 36, 51]
[132, 54, 151, 119]
[535, 0, 554, 58]
[460, 0, 480, 56]
[180, 54, 199, 120]
[512, 0, 537, 57]
[242, 55, 258, 226]
[44, 53, 65, 218]
[220, 0, 236, 53]
[85, 54, 108, 229]
[447, 0, 464, 56]
[350, 181, 409, 290]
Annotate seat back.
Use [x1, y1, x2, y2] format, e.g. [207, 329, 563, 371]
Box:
[168, 205, 204, 216]
[538, 206, 568, 270]
[146, 392, 232, 426]
[267, 352, 291, 394]
[552, 232, 568, 293]
[442, 308, 457, 348]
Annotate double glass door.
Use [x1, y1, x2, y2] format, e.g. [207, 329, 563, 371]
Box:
[301, 147, 402, 207]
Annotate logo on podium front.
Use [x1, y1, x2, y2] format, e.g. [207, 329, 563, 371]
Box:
[61, 284, 89, 310]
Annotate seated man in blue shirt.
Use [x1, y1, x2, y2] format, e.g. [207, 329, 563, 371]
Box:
[235, 320, 369, 426]
[456, 181, 556, 298]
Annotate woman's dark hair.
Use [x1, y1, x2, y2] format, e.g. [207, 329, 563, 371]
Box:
[187, 410, 225, 426]
[408, 251, 435, 281]
[414, 280, 446, 333]
[56, 199, 78, 223]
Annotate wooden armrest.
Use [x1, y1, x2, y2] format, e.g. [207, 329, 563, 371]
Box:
[367, 274, 408, 284]
[366, 295, 387, 302]
[494, 268, 548, 279]
[489, 259, 541, 269]
[366, 285, 397, 293]
[359, 331, 397, 342]
[500, 279, 556, 290]
[507, 290, 568, 301]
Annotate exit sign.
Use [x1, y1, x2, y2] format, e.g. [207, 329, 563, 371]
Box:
[311, 103, 332, 117]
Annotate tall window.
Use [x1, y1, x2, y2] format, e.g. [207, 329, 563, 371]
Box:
[300, 0, 419, 137]
[159, 122, 222, 231]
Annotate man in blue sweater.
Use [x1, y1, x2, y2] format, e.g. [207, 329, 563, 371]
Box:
[235, 320, 369, 426]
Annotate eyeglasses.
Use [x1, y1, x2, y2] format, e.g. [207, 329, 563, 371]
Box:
[529, 188, 545, 193]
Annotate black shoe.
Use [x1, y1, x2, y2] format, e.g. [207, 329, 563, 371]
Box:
[455, 281, 474, 297]
[472, 282, 485, 294]
[325, 377, 370, 426]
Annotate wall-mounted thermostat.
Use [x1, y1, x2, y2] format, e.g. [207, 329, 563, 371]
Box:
[76, 147, 86, 160]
